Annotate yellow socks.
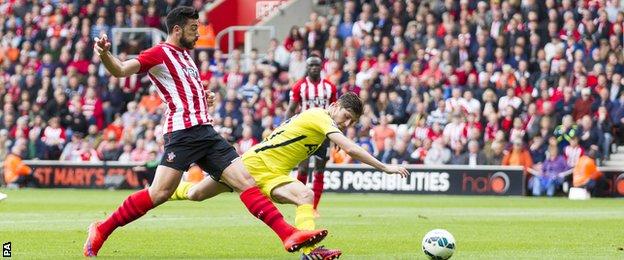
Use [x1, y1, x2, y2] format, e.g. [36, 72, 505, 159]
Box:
[295, 204, 316, 254]
[169, 181, 193, 201]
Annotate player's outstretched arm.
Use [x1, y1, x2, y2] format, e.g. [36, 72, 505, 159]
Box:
[285, 100, 299, 120]
[327, 132, 409, 177]
[94, 34, 140, 77]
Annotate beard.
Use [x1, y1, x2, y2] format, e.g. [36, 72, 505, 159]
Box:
[180, 33, 197, 49]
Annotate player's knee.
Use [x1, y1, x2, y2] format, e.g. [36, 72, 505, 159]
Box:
[298, 188, 314, 204]
[227, 172, 257, 192]
[238, 173, 256, 189]
[149, 188, 175, 205]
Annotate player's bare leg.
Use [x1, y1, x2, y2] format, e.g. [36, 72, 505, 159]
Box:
[84, 166, 182, 257]
[272, 181, 342, 259]
[220, 159, 328, 252]
[272, 181, 314, 205]
[179, 177, 232, 201]
[147, 166, 184, 204]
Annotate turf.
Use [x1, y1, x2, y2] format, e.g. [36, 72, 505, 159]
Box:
[0, 189, 623, 259]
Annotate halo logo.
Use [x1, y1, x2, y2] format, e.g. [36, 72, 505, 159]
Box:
[490, 172, 511, 194]
[462, 172, 510, 194]
[615, 174, 624, 196]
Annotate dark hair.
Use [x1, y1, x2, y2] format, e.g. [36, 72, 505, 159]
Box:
[338, 92, 363, 119]
[166, 6, 199, 34]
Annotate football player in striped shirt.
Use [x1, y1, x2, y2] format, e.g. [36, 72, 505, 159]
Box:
[84, 6, 327, 257]
[286, 55, 338, 217]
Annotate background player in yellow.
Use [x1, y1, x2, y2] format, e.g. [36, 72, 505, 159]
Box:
[171, 92, 409, 259]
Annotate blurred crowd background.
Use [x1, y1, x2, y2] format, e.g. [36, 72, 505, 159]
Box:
[1, 0, 623, 188]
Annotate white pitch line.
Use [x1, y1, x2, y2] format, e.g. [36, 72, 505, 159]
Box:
[0, 216, 255, 225]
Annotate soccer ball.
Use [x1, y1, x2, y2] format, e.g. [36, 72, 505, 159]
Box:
[422, 229, 456, 259]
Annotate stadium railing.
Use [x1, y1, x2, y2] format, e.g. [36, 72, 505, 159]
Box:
[214, 25, 275, 58]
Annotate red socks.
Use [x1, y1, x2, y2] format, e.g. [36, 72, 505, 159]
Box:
[97, 189, 154, 237]
[297, 170, 308, 184]
[240, 186, 296, 241]
[96, 187, 297, 243]
[312, 171, 324, 210]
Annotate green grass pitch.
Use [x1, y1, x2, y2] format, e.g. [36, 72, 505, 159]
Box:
[1, 189, 623, 259]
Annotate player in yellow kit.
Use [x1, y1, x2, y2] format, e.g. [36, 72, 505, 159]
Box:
[171, 92, 409, 259]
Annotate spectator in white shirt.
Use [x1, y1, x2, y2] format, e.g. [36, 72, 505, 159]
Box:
[351, 12, 373, 40]
[288, 50, 307, 81]
[355, 60, 374, 87]
[427, 100, 449, 126]
[460, 90, 481, 114]
[443, 113, 467, 147]
[498, 87, 522, 116]
[424, 138, 451, 165]
[445, 87, 463, 113]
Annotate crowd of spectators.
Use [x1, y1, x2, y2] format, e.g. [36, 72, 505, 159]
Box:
[1, 1, 624, 192]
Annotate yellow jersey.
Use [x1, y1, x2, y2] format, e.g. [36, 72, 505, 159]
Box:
[242, 108, 341, 174]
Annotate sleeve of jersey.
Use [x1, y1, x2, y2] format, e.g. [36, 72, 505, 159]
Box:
[136, 46, 162, 74]
[290, 80, 302, 103]
[308, 110, 341, 136]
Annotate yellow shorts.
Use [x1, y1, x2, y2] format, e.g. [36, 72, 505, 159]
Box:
[242, 154, 294, 199]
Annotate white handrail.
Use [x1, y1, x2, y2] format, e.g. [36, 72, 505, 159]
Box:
[214, 25, 275, 54]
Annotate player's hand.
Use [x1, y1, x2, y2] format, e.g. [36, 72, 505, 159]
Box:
[383, 165, 409, 178]
[94, 34, 111, 56]
[205, 91, 216, 107]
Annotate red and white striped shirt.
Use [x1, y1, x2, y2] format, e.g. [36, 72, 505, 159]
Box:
[41, 126, 66, 145]
[137, 43, 213, 133]
[413, 126, 429, 141]
[484, 122, 499, 142]
[564, 145, 584, 168]
[290, 76, 337, 110]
